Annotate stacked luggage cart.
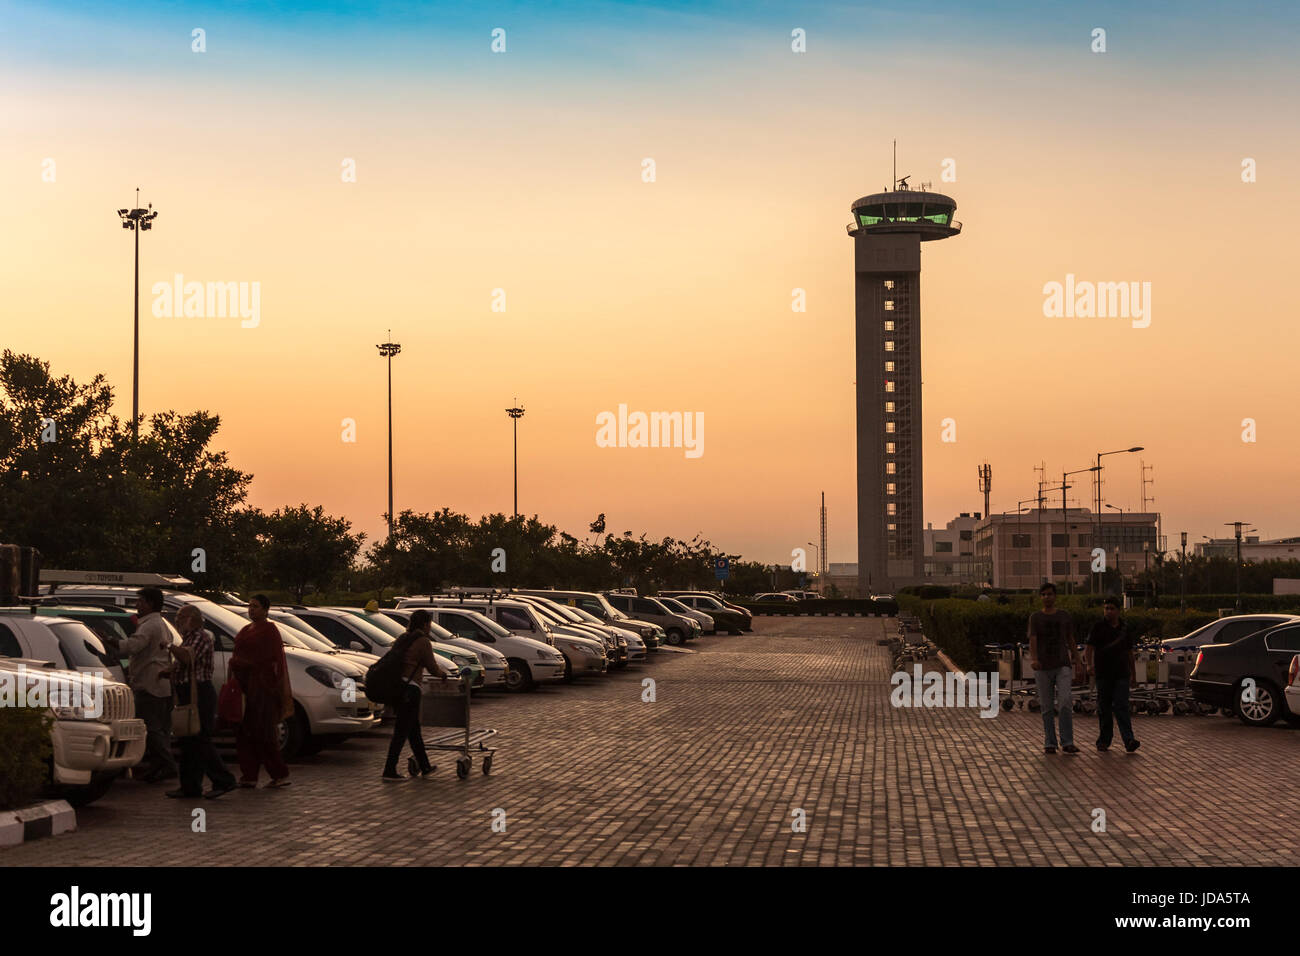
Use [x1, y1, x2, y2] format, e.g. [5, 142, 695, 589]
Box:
[986, 639, 1220, 716]
[887, 614, 939, 670]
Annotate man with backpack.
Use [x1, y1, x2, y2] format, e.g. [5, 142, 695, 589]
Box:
[368, 609, 447, 782]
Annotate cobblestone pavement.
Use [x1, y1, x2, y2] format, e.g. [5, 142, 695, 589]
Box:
[6, 616, 1299, 865]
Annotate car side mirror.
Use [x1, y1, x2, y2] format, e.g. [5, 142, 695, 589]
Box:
[349, 641, 365, 651]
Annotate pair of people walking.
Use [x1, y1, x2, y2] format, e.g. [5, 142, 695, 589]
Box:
[1028, 583, 1141, 755]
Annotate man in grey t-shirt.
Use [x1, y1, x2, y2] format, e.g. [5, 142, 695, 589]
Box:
[1027, 582, 1083, 755]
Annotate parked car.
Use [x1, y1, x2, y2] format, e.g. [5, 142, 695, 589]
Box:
[0, 609, 130, 682]
[384, 606, 565, 692]
[399, 596, 607, 682]
[346, 606, 507, 688]
[1161, 614, 1299, 685]
[511, 594, 625, 667]
[39, 584, 382, 758]
[660, 591, 753, 632]
[1189, 619, 1300, 726]
[516, 589, 664, 649]
[661, 594, 748, 635]
[656, 596, 716, 634]
[603, 592, 700, 646]
[221, 606, 379, 669]
[754, 593, 798, 603]
[0, 656, 146, 806]
[287, 605, 483, 687]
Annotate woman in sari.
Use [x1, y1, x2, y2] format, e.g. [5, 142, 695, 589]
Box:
[228, 594, 293, 788]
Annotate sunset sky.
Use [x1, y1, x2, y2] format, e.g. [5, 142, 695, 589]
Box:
[4, 0, 1298, 564]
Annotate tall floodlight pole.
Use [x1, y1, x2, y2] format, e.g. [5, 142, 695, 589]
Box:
[116, 189, 158, 442]
[506, 403, 525, 517]
[376, 333, 402, 538]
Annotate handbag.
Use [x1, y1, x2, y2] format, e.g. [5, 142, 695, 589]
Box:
[217, 676, 245, 724]
[171, 668, 202, 737]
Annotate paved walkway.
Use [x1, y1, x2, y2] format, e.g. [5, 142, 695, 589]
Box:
[6, 617, 1297, 865]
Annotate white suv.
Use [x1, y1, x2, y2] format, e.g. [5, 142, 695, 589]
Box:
[0, 611, 134, 683]
[0, 656, 146, 806]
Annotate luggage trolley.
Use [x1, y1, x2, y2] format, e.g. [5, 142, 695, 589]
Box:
[419, 674, 498, 779]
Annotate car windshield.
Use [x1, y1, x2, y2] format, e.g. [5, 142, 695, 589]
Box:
[187, 599, 265, 638]
[49, 621, 117, 670]
[660, 598, 688, 613]
[699, 598, 724, 610]
[569, 606, 604, 625]
[523, 601, 565, 624]
[337, 614, 397, 647]
[465, 612, 513, 639]
[350, 610, 407, 638]
[270, 612, 340, 649]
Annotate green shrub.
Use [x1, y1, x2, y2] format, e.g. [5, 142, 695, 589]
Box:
[0, 704, 53, 811]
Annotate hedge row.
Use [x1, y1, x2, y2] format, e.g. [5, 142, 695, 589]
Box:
[0, 705, 52, 811]
[898, 596, 1219, 671]
[735, 598, 899, 616]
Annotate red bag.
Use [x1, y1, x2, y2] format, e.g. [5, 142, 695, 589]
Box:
[217, 678, 244, 725]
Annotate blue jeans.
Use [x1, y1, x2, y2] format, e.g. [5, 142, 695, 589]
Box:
[1096, 676, 1135, 748]
[1033, 666, 1074, 748]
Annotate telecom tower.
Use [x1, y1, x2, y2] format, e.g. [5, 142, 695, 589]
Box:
[847, 157, 962, 594]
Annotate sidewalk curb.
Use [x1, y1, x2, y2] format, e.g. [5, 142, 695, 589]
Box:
[0, 799, 76, 848]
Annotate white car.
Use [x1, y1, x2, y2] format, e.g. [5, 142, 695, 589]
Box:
[0, 656, 146, 806]
[400, 595, 603, 686]
[38, 585, 382, 758]
[285, 605, 478, 686]
[511, 594, 620, 668]
[353, 607, 508, 689]
[0, 611, 134, 683]
[383, 606, 565, 692]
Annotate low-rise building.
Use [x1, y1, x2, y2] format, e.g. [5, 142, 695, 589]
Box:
[975, 508, 1160, 590]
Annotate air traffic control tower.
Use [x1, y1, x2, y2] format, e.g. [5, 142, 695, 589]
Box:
[847, 180, 961, 594]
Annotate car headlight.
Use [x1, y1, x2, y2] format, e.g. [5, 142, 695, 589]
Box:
[306, 665, 348, 689]
[618, 636, 627, 647]
[51, 703, 90, 720]
[535, 648, 552, 660]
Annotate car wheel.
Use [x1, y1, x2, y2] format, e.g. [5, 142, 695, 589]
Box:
[278, 704, 307, 760]
[60, 770, 119, 808]
[1235, 679, 1281, 726]
[665, 628, 684, 646]
[504, 659, 533, 693]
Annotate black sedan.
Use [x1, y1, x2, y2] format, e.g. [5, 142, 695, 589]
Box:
[1189, 620, 1300, 726]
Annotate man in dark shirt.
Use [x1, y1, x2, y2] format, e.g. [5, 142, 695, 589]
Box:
[1085, 596, 1141, 753]
[1027, 582, 1083, 754]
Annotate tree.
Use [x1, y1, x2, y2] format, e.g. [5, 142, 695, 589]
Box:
[259, 505, 364, 602]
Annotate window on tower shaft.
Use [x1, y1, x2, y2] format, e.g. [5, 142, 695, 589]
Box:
[885, 421, 895, 433]
[885, 321, 895, 331]
[886, 463, 896, 474]
[884, 361, 895, 372]
[885, 442, 895, 454]
[884, 301, 895, 311]
[884, 280, 894, 290]
[885, 402, 895, 412]
[885, 381, 895, 392]
[885, 341, 895, 351]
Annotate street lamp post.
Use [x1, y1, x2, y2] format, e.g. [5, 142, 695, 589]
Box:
[116, 189, 158, 442]
[1106, 503, 1125, 600]
[1093, 447, 1142, 591]
[505, 404, 526, 517]
[1062, 465, 1101, 594]
[1180, 530, 1187, 610]
[376, 333, 402, 539]
[806, 541, 819, 589]
[1224, 521, 1253, 611]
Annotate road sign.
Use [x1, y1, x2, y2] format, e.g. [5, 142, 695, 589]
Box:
[714, 557, 729, 581]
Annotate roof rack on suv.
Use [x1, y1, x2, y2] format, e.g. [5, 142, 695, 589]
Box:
[40, 569, 194, 590]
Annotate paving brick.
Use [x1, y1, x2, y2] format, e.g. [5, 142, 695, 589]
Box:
[3, 617, 1295, 866]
